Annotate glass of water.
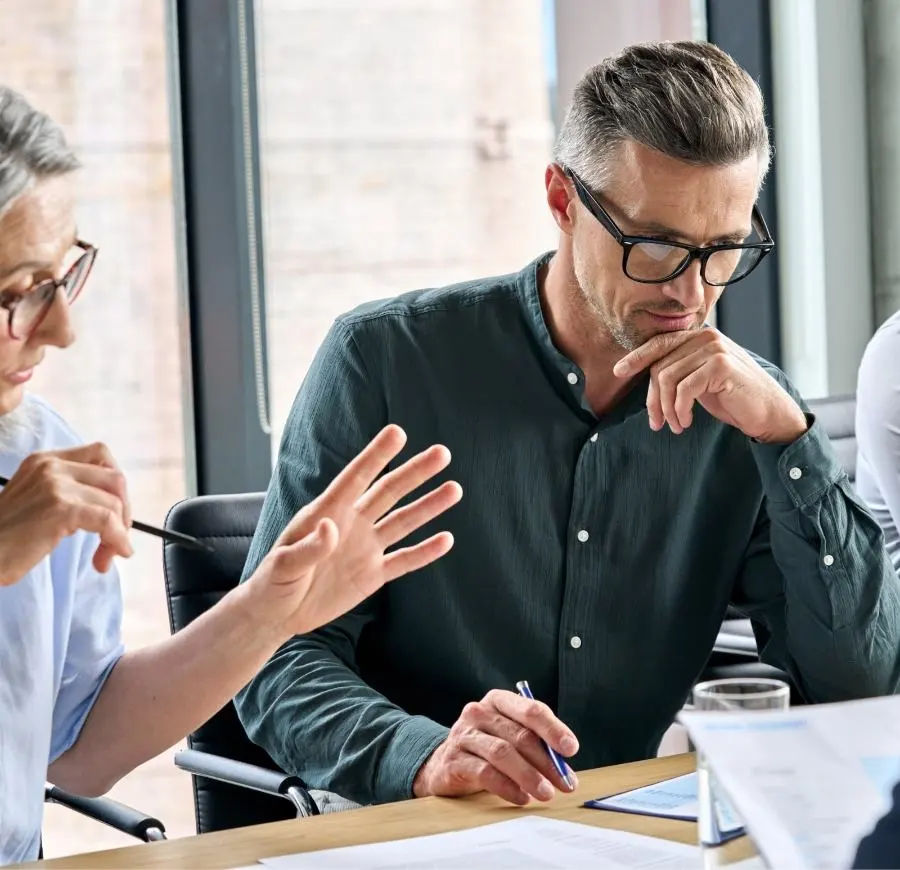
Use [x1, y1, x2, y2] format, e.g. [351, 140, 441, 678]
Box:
[692, 678, 790, 851]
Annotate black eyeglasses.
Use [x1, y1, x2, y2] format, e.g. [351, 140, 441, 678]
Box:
[0, 239, 97, 340]
[565, 169, 774, 287]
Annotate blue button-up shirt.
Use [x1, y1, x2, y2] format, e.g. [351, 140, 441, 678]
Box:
[0, 396, 123, 865]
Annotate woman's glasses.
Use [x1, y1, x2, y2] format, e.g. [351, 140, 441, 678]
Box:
[0, 239, 97, 340]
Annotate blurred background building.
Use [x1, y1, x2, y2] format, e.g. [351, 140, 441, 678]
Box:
[0, 0, 897, 856]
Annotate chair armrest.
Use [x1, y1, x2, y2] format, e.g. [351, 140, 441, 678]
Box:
[175, 748, 319, 816]
[712, 618, 759, 658]
[712, 633, 758, 656]
[44, 785, 166, 842]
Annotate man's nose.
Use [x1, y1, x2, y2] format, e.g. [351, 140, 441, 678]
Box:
[661, 258, 705, 310]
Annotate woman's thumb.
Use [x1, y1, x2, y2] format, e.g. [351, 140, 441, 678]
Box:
[275, 518, 339, 576]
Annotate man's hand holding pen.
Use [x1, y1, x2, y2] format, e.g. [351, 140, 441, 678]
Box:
[412, 688, 579, 805]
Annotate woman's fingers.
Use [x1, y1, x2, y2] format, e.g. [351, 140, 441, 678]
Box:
[355, 444, 452, 522]
[374, 481, 462, 547]
[382, 532, 455, 582]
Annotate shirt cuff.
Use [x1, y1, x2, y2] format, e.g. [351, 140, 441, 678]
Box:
[749, 413, 846, 510]
[375, 715, 450, 803]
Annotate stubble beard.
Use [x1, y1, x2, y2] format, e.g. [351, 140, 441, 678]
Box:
[572, 256, 645, 353]
[572, 257, 705, 354]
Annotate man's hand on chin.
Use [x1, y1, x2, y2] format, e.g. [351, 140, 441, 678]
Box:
[613, 328, 808, 443]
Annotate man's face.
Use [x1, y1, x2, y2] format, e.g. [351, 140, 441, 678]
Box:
[565, 141, 761, 352]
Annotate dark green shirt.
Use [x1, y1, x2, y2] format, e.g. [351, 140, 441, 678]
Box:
[235, 253, 900, 806]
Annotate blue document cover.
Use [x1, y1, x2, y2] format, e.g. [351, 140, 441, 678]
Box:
[584, 771, 744, 839]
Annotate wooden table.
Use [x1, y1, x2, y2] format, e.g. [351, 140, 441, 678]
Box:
[26, 754, 756, 868]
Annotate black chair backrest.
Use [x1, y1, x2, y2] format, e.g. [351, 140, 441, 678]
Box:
[163, 493, 293, 834]
[807, 394, 857, 483]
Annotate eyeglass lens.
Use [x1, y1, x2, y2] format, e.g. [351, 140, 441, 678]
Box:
[10, 249, 93, 338]
[626, 242, 763, 286]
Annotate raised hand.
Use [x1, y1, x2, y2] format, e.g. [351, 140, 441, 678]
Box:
[244, 425, 462, 636]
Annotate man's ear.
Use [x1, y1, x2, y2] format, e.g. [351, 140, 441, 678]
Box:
[545, 163, 576, 235]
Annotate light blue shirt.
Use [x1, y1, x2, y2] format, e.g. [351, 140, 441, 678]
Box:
[0, 395, 123, 865]
[857, 310, 900, 571]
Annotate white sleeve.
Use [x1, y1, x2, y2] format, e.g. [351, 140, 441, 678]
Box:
[856, 319, 900, 542]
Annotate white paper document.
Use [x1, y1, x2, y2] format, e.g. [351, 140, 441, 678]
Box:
[679, 694, 900, 869]
[258, 816, 700, 869]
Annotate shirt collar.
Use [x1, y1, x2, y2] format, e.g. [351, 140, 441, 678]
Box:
[517, 251, 651, 425]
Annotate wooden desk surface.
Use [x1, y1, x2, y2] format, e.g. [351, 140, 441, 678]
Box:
[27, 754, 756, 868]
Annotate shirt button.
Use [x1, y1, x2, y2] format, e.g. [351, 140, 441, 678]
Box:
[789, 467, 802, 480]
[590, 433, 598, 443]
[570, 635, 582, 649]
[567, 372, 578, 385]
[577, 529, 590, 543]
[823, 554, 834, 567]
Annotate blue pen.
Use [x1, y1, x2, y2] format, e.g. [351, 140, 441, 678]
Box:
[515, 680, 576, 791]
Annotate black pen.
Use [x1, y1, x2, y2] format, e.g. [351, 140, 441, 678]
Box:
[0, 474, 214, 552]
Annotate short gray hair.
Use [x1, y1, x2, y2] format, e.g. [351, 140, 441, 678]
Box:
[554, 41, 771, 191]
[0, 86, 79, 218]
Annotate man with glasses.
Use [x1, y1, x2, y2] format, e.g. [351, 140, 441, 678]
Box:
[237, 41, 900, 810]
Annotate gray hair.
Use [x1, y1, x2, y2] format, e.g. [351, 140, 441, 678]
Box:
[0, 86, 79, 218]
[554, 41, 771, 191]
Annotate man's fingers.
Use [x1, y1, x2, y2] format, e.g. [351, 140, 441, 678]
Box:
[452, 751, 530, 806]
[382, 532, 455, 581]
[458, 731, 554, 803]
[326, 425, 409, 504]
[375, 481, 462, 547]
[674, 366, 711, 429]
[473, 708, 573, 791]
[267, 519, 339, 585]
[488, 690, 579, 757]
[355, 444, 452, 522]
[477, 766, 531, 806]
[656, 367, 680, 434]
[613, 330, 696, 378]
[653, 350, 712, 433]
[645, 373, 663, 431]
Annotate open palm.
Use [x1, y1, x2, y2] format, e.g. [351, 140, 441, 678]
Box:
[247, 426, 462, 635]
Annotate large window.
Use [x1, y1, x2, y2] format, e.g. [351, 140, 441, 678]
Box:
[255, 0, 559, 443]
[2, 0, 194, 854]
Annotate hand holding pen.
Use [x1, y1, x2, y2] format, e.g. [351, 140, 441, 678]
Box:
[516, 680, 577, 791]
[0, 443, 209, 588]
[413, 686, 579, 806]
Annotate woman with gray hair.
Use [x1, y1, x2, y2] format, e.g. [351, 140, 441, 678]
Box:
[0, 86, 462, 865]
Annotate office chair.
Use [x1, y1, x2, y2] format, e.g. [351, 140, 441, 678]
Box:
[703, 393, 858, 695]
[163, 493, 319, 835]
